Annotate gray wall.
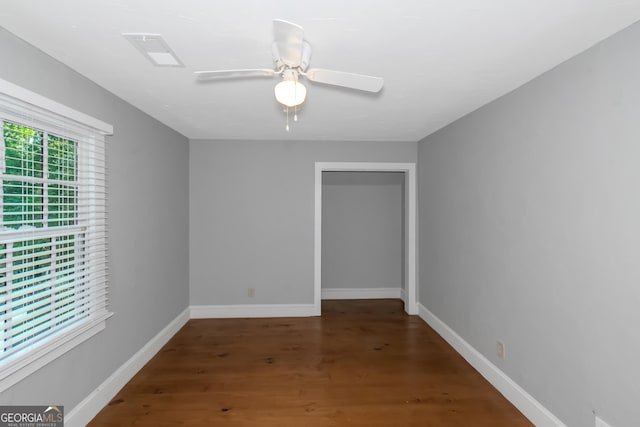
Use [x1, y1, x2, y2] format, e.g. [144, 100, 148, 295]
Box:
[322, 171, 404, 290]
[189, 140, 416, 305]
[0, 28, 189, 409]
[418, 21, 640, 427]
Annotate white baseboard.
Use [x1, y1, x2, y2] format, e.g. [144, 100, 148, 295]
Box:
[321, 287, 403, 300]
[65, 307, 190, 427]
[71, 301, 560, 427]
[417, 303, 566, 427]
[190, 303, 317, 319]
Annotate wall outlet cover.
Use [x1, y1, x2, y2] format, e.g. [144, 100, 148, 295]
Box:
[496, 340, 505, 359]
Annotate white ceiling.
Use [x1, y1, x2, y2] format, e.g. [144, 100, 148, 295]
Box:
[1, 1, 640, 142]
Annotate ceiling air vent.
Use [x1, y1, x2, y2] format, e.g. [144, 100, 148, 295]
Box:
[123, 33, 184, 67]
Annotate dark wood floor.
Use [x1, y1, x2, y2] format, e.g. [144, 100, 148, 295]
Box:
[89, 300, 532, 426]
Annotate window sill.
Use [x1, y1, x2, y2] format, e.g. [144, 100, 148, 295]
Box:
[0, 312, 113, 392]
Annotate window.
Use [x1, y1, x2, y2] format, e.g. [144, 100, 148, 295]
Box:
[0, 79, 112, 391]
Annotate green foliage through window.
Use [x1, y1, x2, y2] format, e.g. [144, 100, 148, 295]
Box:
[1, 120, 80, 354]
[2, 121, 77, 230]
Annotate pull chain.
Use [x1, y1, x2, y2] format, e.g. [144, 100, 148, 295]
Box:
[285, 107, 290, 132]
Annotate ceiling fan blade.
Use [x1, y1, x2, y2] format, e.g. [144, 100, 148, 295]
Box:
[305, 69, 384, 93]
[195, 69, 275, 81]
[273, 19, 304, 67]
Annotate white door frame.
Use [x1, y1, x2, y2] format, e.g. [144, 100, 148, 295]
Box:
[314, 162, 418, 315]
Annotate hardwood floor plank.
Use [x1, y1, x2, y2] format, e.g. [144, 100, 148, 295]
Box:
[89, 299, 532, 426]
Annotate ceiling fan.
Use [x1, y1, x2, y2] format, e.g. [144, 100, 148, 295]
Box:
[194, 19, 384, 112]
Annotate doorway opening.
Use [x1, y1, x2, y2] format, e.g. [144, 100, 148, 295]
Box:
[314, 162, 417, 315]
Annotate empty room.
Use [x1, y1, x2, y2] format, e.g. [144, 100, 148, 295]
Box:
[1, 1, 639, 426]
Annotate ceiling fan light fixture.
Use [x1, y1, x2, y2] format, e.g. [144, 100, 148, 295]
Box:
[274, 80, 306, 107]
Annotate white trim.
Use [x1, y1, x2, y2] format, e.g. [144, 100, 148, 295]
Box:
[190, 304, 317, 319]
[0, 78, 113, 135]
[321, 287, 403, 300]
[417, 303, 567, 427]
[65, 308, 190, 427]
[314, 162, 418, 316]
[314, 164, 323, 316]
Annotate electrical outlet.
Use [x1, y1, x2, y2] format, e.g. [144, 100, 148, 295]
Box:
[247, 288, 255, 298]
[496, 340, 506, 360]
[595, 415, 613, 427]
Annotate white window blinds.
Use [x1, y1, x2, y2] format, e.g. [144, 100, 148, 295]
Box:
[0, 79, 112, 391]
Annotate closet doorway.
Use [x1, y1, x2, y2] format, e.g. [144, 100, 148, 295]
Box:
[314, 162, 417, 315]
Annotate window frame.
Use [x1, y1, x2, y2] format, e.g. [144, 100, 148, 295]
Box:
[0, 78, 113, 392]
